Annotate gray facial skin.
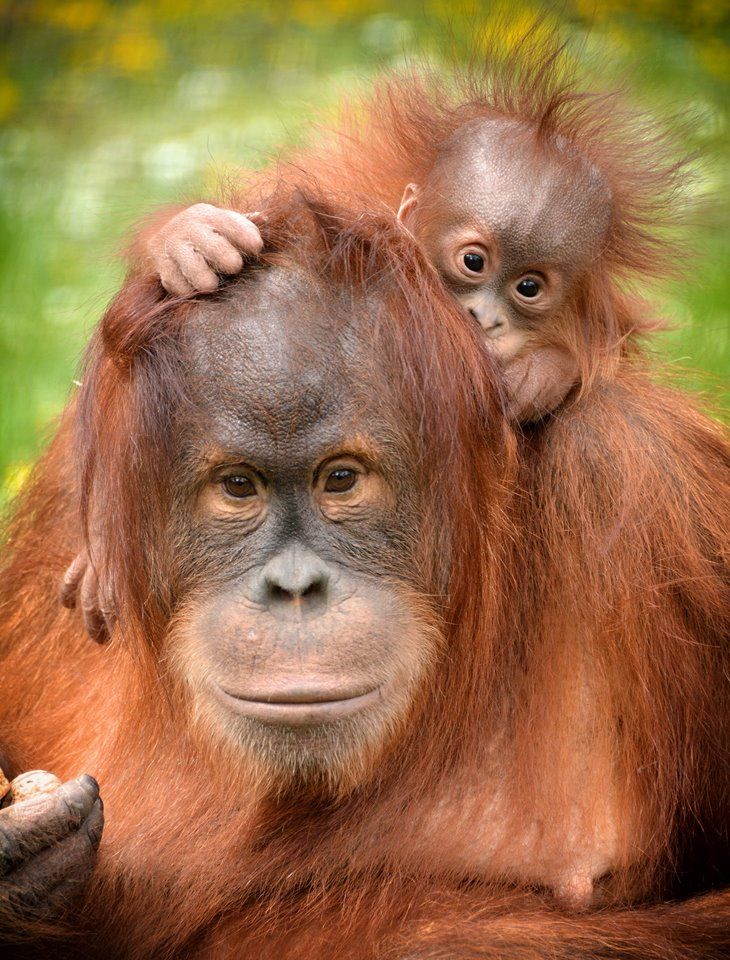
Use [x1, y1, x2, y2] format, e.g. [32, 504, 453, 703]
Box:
[168, 268, 440, 787]
[399, 118, 612, 360]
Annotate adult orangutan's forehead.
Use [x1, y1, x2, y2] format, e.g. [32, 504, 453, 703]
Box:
[429, 117, 612, 264]
[182, 266, 367, 454]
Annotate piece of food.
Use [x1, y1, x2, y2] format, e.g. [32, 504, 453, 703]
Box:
[6, 769, 63, 804]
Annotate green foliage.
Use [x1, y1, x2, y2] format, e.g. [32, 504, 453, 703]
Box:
[0, 1, 728, 504]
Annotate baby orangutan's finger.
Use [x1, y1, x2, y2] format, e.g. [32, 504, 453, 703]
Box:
[158, 257, 196, 297]
[168, 241, 220, 294]
[97, 576, 117, 638]
[201, 207, 264, 255]
[59, 552, 88, 610]
[185, 223, 244, 277]
[79, 564, 110, 645]
[149, 204, 263, 295]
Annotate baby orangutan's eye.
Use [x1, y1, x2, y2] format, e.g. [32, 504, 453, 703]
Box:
[223, 475, 257, 499]
[463, 252, 485, 274]
[515, 276, 542, 299]
[324, 468, 359, 494]
[454, 245, 490, 280]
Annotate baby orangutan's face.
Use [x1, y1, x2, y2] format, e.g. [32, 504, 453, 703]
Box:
[397, 118, 612, 361]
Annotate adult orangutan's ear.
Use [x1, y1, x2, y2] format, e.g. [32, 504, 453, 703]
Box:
[397, 183, 420, 225]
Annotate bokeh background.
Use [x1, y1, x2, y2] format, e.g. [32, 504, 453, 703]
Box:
[1, 0, 728, 506]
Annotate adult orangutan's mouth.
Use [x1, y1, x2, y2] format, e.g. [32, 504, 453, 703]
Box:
[213, 683, 382, 725]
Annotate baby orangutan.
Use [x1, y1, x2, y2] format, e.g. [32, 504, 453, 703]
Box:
[133, 118, 609, 421]
[62, 118, 610, 643]
[396, 116, 611, 421]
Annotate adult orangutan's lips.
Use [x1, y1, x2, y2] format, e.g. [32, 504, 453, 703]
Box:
[213, 684, 382, 724]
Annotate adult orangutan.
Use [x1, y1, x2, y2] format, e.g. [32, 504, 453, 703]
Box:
[0, 189, 728, 958]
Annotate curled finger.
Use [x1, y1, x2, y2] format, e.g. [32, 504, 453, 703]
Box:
[80, 564, 108, 645]
[159, 257, 196, 297]
[186, 224, 244, 276]
[204, 208, 264, 255]
[59, 552, 88, 610]
[169, 241, 220, 293]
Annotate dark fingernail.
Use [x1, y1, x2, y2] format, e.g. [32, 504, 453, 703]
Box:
[78, 774, 99, 798]
[60, 588, 76, 609]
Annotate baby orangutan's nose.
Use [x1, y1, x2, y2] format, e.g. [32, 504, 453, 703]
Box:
[483, 315, 508, 337]
[469, 304, 508, 338]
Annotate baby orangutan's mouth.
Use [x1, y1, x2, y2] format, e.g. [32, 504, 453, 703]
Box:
[213, 683, 382, 725]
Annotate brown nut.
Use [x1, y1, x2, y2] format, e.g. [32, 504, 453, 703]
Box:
[8, 770, 63, 804]
[0, 766, 9, 802]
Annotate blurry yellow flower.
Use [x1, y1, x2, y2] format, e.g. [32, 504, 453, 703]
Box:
[501, 8, 556, 51]
[36, 0, 106, 30]
[0, 76, 18, 122]
[111, 30, 166, 73]
[469, 6, 559, 59]
[289, 0, 384, 26]
[2, 463, 31, 500]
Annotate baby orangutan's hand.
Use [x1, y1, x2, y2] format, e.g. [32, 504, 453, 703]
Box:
[60, 550, 115, 645]
[148, 203, 263, 296]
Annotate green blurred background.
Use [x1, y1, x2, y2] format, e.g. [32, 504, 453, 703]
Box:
[1, 0, 728, 505]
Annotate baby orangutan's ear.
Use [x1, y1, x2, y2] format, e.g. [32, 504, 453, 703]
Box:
[397, 183, 420, 225]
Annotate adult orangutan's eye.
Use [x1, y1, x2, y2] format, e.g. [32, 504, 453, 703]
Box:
[223, 475, 256, 499]
[515, 276, 541, 298]
[463, 252, 485, 273]
[324, 468, 358, 493]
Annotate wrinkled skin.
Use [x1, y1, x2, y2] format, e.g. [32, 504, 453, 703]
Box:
[164, 268, 442, 789]
[0, 774, 103, 935]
